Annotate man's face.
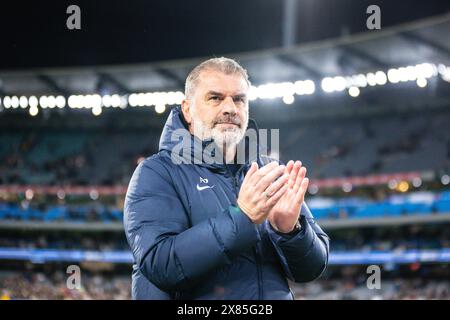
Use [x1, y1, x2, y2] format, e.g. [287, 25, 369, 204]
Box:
[182, 69, 249, 146]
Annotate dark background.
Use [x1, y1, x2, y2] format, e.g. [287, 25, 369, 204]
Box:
[1, 0, 450, 70]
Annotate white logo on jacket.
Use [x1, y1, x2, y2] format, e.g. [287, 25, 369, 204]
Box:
[197, 177, 215, 191]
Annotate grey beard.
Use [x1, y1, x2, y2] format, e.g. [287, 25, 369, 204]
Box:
[191, 118, 247, 146]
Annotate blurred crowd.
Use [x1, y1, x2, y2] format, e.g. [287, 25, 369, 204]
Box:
[1, 108, 450, 186]
[292, 278, 450, 300]
[330, 224, 450, 251]
[0, 271, 130, 300]
[0, 224, 447, 252]
[1, 271, 448, 300]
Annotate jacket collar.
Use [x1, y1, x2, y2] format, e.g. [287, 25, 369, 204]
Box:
[158, 106, 267, 173]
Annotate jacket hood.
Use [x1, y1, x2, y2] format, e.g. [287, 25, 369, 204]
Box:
[158, 106, 267, 172]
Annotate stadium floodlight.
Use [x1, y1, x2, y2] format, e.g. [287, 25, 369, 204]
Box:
[47, 95, 56, 108]
[321, 76, 347, 93]
[102, 94, 112, 107]
[174, 91, 185, 104]
[256, 83, 273, 99]
[93, 94, 102, 108]
[294, 80, 308, 95]
[166, 91, 184, 105]
[441, 174, 450, 186]
[412, 177, 422, 188]
[39, 96, 48, 108]
[82, 95, 90, 108]
[152, 92, 165, 106]
[437, 64, 450, 82]
[396, 181, 409, 193]
[68, 95, 75, 108]
[308, 184, 319, 195]
[375, 71, 387, 85]
[75, 95, 84, 108]
[56, 95, 66, 108]
[3, 96, 11, 108]
[406, 66, 417, 81]
[92, 105, 102, 116]
[11, 96, 19, 108]
[19, 96, 28, 108]
[437, 64, 447, 74]
[257, 82, 295, 99]
[321, 77, 335, 93]
[25, 189, 34, 200]
[29, 105, 39, 116]
[89, 189, 99, 200]
[388, 179, 398, 190]
[303, 80, 315, 94]
[282, 95, 295, 105]
[110, 94, 121, 108]
[344, 76, 354, 88]
[144, 93, 153, 107]
[348, 86, 360, 97]
[84, 94, 101, 109]
[166, 91, 176, 105]
[366, 73, 377, 86]
[387, 68, 400, 83]
[80, 95, 87, 108]
[278, 82, 295, 98]
[136, 93, 146, 107]
[415, 63, 435, 79]
[2, 62, 445, 116]
[342, 183, 353, 193]
[68, 95, 85, 109]
[333, 77, 346, 92]
[76, 95, 85, 109]
[155, 104, 166, 114]
[354, 74, 367, 88]
[128, 93, 137, 107]
[57, 189, 66, 200]
[397, 67, 409, 82]
[416, 78, 427, 88]
[120, 95, 128, 109]
[248, 86, 258, 101]
[28, 96, 38, 108]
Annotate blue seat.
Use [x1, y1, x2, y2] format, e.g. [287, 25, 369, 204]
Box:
[435, 200, 450, 213]
[44, 206, 67, 221]
[385, 203, 404, 216]
[402, 203, 432, 215]
[439, 191, 450, 201]
[109, 209, 123, 221]
[309, 208, 330, 219]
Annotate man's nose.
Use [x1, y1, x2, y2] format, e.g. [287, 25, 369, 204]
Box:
[221, 96, 237, 114]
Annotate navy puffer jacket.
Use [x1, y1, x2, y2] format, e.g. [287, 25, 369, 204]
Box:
[124, 106, 329, 300]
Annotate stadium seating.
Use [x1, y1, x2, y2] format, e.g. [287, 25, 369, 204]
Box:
[1, 109, 449, 185]
[0, 190, 447, 222]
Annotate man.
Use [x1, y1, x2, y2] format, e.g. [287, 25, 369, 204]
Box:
[123, 57, 329, 300]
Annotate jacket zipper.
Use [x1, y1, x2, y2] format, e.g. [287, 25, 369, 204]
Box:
[230, 165, 263, 300]
[254, 245, 263, 299]
[227, 164, 239, 198]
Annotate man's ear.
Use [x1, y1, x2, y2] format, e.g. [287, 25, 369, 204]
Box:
[181, 99, 192, 125]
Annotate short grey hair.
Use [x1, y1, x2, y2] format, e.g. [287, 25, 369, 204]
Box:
[184, 57, 251, 99]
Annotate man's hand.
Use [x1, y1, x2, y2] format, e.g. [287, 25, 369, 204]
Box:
[237, 161, 289, 224]
[268, 160, 309, 233]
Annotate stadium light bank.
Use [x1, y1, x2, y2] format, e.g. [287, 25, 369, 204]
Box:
[0, 62, 449, 117]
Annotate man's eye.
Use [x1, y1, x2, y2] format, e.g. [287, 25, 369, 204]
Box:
[210, 96, 220, 101]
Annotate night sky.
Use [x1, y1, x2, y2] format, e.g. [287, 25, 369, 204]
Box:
[1, 0, 449, 70]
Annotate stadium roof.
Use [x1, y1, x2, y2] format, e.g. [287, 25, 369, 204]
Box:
[1, 13, 449, 95]
[0, 13, 449, 124]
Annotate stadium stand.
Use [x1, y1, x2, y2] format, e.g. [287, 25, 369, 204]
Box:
[1, 11, 449, 300]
